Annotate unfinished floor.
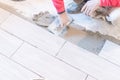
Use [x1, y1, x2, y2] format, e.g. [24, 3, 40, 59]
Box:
[0, 0, 120, 80]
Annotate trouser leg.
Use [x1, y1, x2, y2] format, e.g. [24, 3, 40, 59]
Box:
[107, 8, 120, 27]
[73, 0, 89, 4]
[73, 0, 82, 4]
[67, 0, 89, 14]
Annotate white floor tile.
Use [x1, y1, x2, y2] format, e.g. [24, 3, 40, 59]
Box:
[1, 15, 65, 55]
[0, 8, 11, 24]
[0, 29, 23, 57]
[12, 43, 87, 80]
[99, 40, 120, 66]
[57, 42, 120, 80]
[0, 55, 43, 80]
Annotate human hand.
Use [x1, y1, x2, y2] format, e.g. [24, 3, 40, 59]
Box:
[81, 0, 100, 17]
[59, 12, 72, 27]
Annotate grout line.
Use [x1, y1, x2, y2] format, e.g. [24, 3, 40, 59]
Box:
[55, 40, 67, 56]
[85, 75, 88, 80]
[55, 56, 97, 80]
[99, 55, 120, 69]
[0, 27, 24, 41]
[85, 75, 98, 80]
[10, 41, 24, 58]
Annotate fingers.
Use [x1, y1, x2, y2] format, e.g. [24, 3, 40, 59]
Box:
[81, 2, 92, 16]
[81, 0, 99, 16]
[85, 7, 91, 16]
[89, 5, 99, 16]
[81, 3, 87, 12]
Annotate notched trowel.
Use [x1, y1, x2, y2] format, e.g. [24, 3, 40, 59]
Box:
[47, 16, 74, 36]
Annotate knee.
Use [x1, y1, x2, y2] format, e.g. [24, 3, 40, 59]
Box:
[107, 8, 120, 27]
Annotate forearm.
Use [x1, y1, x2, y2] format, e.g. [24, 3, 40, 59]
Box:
[52, 0, 65, 14]
[100, 0, 120, 7]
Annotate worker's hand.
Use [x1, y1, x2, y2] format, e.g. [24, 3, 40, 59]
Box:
[81, 0, 100, 16]
[59, 12, 72, 27]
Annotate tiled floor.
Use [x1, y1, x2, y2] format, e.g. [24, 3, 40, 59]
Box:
[1, 14, 65, 56]
[0, 7, 87, 80]
[0, 0, 120, 80]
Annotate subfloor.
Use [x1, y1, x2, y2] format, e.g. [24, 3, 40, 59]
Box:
[0, 0, 120, 80]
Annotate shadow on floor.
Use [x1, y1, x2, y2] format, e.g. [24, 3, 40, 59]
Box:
[60, 26, 106, 55]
